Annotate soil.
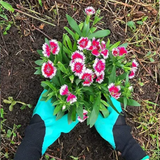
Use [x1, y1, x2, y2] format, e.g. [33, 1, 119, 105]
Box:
[1, 0, 159, 160]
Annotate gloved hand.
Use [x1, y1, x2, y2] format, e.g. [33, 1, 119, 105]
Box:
[94, 97, 149, 160]
[14, 90, 79, 160]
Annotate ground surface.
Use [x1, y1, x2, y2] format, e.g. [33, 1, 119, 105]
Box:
[1, 0, 160, 160]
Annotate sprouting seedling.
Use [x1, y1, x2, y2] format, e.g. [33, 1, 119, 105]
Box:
[3, 97, 32, 111]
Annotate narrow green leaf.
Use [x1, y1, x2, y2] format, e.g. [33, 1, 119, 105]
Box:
[0, 1, 14, 12]
[35, 60, 44, 66]
[89, 93, 101, 127]
[109, 41, 121, 51]
[106, 38, 110, 48]
[64, 34, 72, 50]
[109, 66, 116, 83]
[123, 97, 127, 109]
[90, 27, 97, 33]
[37, 50, 43, 56]
[104, 94, 121, 115]
[117, 73, 127, 81]
[119, 43, 128, 48]
[100, 104, 109, 118]
[66, 14, 81, 35]
[88, 30, 110, 39]
[53, 105, 62, 115]
[64, 27, 75, 40]
[76, 104, 83, 119]
[41, 81, 56, 91]
[56, 110, 64, 120]
[57, 62, 68, 74]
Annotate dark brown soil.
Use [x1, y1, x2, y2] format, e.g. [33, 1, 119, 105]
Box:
[1, 0, 159, 160]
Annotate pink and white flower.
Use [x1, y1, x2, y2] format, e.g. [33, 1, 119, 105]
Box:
[42, 40, 60, 57]
[79, 69, 93, 86]
[85, 7, 95, 16]
[70, 59, 85, 76]
[71, 51, 85, 62]
[96, 72, 105, 83]
[60, 85, 69, 96]
[117, 47, 127, 56]
[42, 43, 51, 57]
[129, 69, 136, 79]
[77, 37, 91, 50]
[88, 38, 101, 57]
[101, 41, 109, 59]
[77, 110, 88, 122]
[108, 83, 121, 99]
[93, 58, 105, 76]
[66, 93, 77, 104]
[112, 48, 119, 56]
[132, 59, 139, 68]
[41, 60, 57, 79]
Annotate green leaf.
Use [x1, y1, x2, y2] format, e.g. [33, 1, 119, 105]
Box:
[66, 14, 81, 35]
[109, 41, 121, 51]
[0, 14, 8, 20]
[89, 93, 101, 127]
[90, 27, 97, 33]
[35, 60, 44, 66]
[9, 101, 16, 111]
[100, 104, 109, 118]
[75, 78, 82, 86]
[0, 1, 14, 12]
[127, 99, 140, 106]
[63, 34, 72, 50]
[76, 104, 83, 119]
[123, 97, 127, 109]
[34, 67, 41, 75]
[88, 30, 110, 39]
[119, 43, 128, 48]
[7, 129, 12, 138]
[57, 62, 68, 74]
[64, 27, 75, 40]
[56, 111, 64, 120]
[117, 73, 127, 81]
[118, 98, 140, 106]
[45, 38, 49, 45]
[101, 99, 109, 107]
[127, 21, 136, 30]
[104, 94, 121, 115]
[41, 81, 56, 91]
[106, 38, 110, 48]
[71, 106, 76, 121]
[38, 0, 42, 6]
[37, 50, 43, 56]
[53, 105, 62, 115]
[109, 66, 116, 83]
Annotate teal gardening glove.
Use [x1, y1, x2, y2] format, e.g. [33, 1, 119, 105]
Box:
[95, 97, 149, 160]
[14, 90, 79, 160]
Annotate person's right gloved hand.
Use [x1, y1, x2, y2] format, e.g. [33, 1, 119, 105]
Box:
[95, 97, 149, 160]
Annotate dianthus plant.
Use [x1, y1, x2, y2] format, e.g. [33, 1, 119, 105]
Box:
[35, 7, 140, 127]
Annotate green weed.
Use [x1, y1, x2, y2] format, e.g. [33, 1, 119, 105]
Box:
[0, 1, 14, 35]
[3, 96, 32, 111]
[134, 100, 160, 159]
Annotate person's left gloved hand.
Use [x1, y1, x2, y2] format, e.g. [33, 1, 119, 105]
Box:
[14, 90, 79, 160]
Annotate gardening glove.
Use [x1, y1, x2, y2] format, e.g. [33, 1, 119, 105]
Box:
[94, 97, 149, 160]
[14, 90, 79, 160]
